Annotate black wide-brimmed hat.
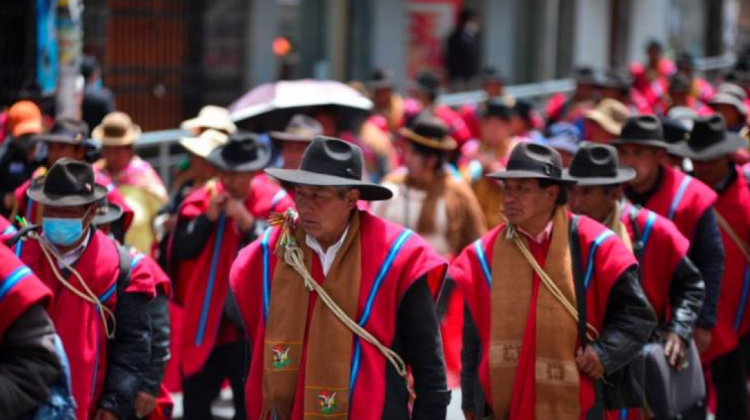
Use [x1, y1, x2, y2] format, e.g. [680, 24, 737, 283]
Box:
[487, 142, 577, 185]
[206, 130, 272, 172]
[399, 114, 457, 151]
[611, 115, 670, 148]
[482, 99, 514, 120]
[35, 118, 93, 148]
[92, 198, 124, 226]
[266, 136, 393, 201]
[670, 114, 747, 161]
[564, 142, 635, 186]
[27, 158, 107, 207]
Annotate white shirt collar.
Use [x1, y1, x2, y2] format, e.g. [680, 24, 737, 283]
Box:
[305, 225, 350, 276]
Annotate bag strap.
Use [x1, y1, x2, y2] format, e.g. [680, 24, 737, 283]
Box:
[510, 219, 599, 341]
[114, 242, 133, 297]
[569, 215, 588, 346]
[714, 209, 750, 264]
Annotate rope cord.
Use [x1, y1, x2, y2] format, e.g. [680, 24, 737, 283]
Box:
[507, 228, 600, 342]
[282, 244, 408, 379]
[29, 232, 116, 339]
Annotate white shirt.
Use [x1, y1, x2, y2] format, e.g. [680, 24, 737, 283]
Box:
[306, 225, 350, 276]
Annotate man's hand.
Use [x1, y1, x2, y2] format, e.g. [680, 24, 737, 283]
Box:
[663, 331, 687, 370]
[134, 391, 158, 418]
[93, 409, 118, 420]
[207, 194, 227, 222]
[694, 327, 712, 354]
[463, 411, 476, 420]
[225, 198, 254, 231]
[576, 346, 605, 379]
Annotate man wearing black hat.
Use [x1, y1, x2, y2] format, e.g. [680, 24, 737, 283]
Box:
[169, 131, 293, 420]
[509, 98, 545, 144]
[566, 143, 704, 404]
[374, 114, 485, 257]
[451, 142, 654, 420]
[668, 73, 713, 116]
[15, 158, 156, 420]
[616, 115, 724, 358]
[93, 199, 173, 420]
[459, 66, 513, 140]
[676, 52, 716, 105]
[231, 136, 451, 419]
[631, 39, 675, 112]
[12, 117, 132, 229]
[671, 115, 750, 420]
[597, 69, 652, 114]
[407, 71, 472, 147]
[545, 66, 597, 126]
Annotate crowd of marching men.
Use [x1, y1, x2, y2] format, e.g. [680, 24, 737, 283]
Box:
[4, 40, 750, 420]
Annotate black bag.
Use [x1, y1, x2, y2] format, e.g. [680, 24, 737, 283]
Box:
[627, 210, 706, 418]
[641, 340, 705, 418]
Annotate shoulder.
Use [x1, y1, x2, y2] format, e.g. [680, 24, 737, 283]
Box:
[231, 226, 281, 286]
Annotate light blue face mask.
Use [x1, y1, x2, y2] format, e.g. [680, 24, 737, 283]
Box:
[43, 216, 88, 247]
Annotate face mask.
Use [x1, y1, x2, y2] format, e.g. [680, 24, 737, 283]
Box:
[43, 215, 88, 247]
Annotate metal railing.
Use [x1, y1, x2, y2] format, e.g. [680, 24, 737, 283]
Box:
[135, 52, 738, 186]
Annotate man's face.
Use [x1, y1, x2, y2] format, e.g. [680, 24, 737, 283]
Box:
[189, 154, 216, 182]
[585, 120, 617, 143]
[481, 117, 512, 147]
[670, 91, 689, 106]
[484, 81, 504, 98]
[647, 46, 661, 65]
[280, 141, 309, 170]
[617, 144, 663, 190]
[373, 88, 393, 110]
[714, 104, 743, 128]
[294, 185, 359, 243]
[509, 115, 527, 136]
[313, 112, 337, 137]
[692, 157, 730, 188]
[502, 178, 558, 227]
[574, 83, 595, 101]
[403, 142, 436, 180]
[569, 185, 618, 223]
[102, 146, 134, 173]
[47, 142, 85, 165]
[218, 170, 256, 199]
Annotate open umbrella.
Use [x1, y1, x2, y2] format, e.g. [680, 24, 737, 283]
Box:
[228, 79, 373, 133]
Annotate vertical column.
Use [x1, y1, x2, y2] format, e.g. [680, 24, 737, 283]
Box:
[371, 0, 408, 90]
[325, 0, 348, 81]
[573, 0, 611, 69]
[246, 0, 279, 89]
[482, 0, 517, 82]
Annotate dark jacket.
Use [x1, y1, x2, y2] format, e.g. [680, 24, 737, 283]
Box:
[461, 266, 656, 416]
[97, 246, 153, 419]
[384, 277, 451, 419]
[0, 305, 62, 420]
[139, 289, 170, 396]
